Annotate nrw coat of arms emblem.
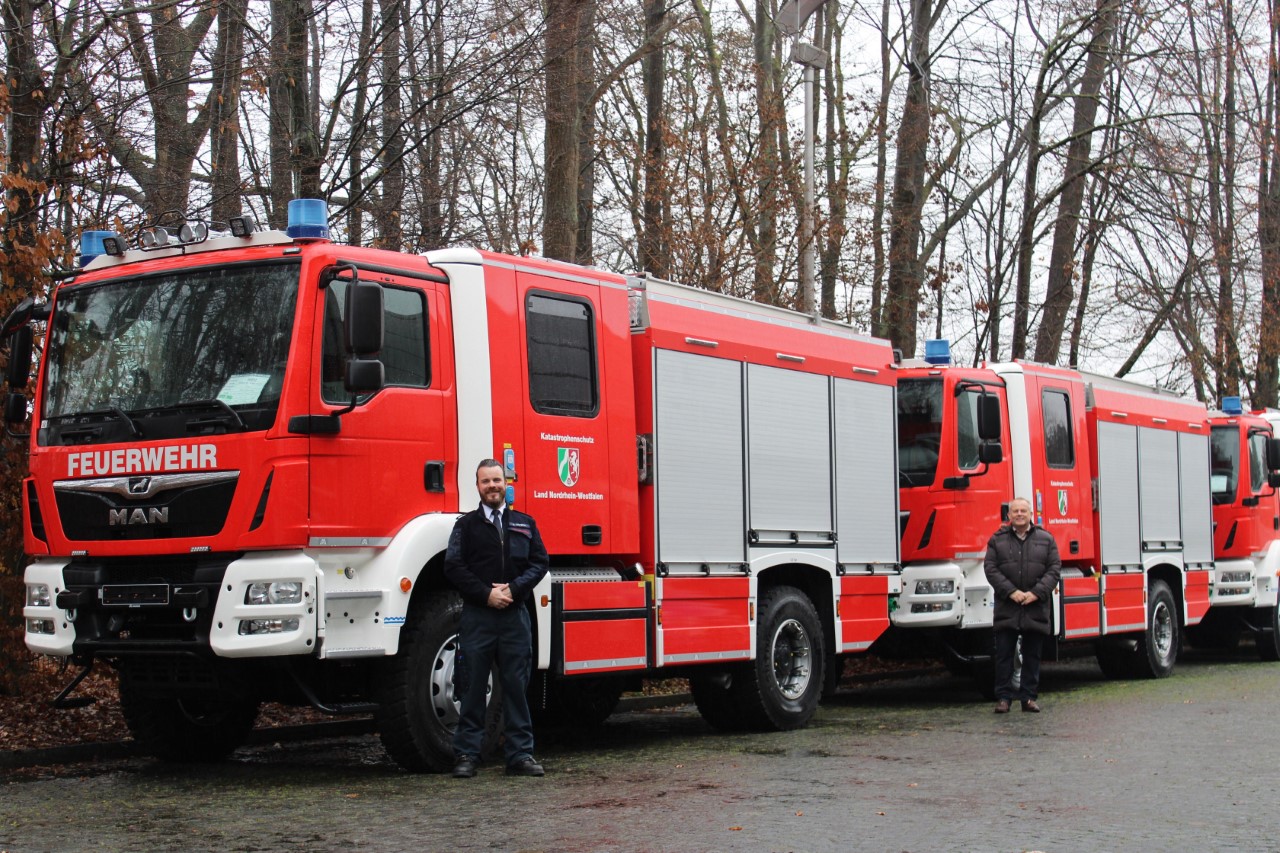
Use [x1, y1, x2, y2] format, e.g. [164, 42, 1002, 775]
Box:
[558, 447, 580, 487]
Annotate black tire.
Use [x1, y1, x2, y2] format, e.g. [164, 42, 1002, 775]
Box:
[1257, 606, 1280, 662]
[691, 670, 748, 732]
[734, 586, 826, 731]
[375, 592, 501, 773]
[530, 675, 624, 728]
[118, 673, 258, 763]
[1131, 579, 1180, 678]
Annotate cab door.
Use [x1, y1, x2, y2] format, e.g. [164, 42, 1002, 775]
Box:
[307, 270, 455, 543]
[1027, 376, 1090, 562]
[512, 271, 624, 556]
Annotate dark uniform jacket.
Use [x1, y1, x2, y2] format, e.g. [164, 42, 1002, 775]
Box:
[443, 506, 549, 607]
[984, 523, 1061, 635]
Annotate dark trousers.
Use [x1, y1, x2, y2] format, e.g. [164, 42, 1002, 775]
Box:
[993, 628, 1045, 702]
[453, 602, 535, 765]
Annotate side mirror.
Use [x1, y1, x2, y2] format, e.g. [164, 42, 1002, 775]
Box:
[1267, 437, 1280, 472]
[345, 281, 384, 356]
[342, 280, 385, 397]
[4, 391, 28, 425]
[1269, 471, 1280, 489]
[345, 358, 385, 394]
[979, 441, 1003, 464]
[977, 393, 1002, 441]
[6, 325, 33, 389]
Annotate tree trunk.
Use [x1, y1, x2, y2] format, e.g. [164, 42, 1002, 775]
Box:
[639, 0, 668, 277]
[574, 0, 597, 266]
[209, 0, 248, 226]
[1033, 0, 1117, 364]
[870, 0, 891, 333]
[882, 0, 938, 357]
[378, 0, 404, 250]
[1256, 0, 1280, 407]
[542, 0, 590, 261]
[751, 0, 780, 303]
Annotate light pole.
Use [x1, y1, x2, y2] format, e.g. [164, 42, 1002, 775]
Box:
[775, 0, 832, 320]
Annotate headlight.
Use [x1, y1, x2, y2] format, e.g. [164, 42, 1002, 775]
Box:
[246, 581, 303, 605]
[915, 579, 955, 595]
[238, 617, 300, 635]
[26, 583, 50, 607]
[911, 602, 954, 613]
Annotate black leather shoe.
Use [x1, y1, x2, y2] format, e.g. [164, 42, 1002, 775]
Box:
[1021, 699, 1041, 713]
[505, 756, 544, 777]
[452, 756, 478, 778]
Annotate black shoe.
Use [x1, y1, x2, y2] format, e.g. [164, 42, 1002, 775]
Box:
[505, 756, 544, 777]
[452, 756, 478, 778]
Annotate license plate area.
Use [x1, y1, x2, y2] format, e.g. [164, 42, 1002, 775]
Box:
[101, 584, 170, 606]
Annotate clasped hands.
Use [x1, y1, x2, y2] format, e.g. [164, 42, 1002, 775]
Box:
[1010, 590, 1039, 606]
[487, 583, 514, 609]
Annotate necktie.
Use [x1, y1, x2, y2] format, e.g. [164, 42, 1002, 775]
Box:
[490, 509, 503, 541]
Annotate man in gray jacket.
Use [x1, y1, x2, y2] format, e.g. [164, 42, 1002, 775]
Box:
[984, 497, 1061, 713]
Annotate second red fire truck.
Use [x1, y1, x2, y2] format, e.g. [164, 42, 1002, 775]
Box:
[891, 341, 1280, 680]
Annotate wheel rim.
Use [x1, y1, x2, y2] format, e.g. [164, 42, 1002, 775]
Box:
[428, 631, 494, 731]
[770, 617, 813, 700]
[428, 633, 463, 730]
[1152, 599, 1175, 662]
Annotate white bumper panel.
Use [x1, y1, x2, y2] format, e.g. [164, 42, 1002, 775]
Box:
[23, 559, 75, 657]
[309, 513, 461, 659]
[1210, 558, 1258, 607]
[210, 551, 321, 658]
[892, 559, 992, 629]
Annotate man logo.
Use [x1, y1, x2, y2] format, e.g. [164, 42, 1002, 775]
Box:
[558, 447, 580, 487]
[129, 477, 152, 496]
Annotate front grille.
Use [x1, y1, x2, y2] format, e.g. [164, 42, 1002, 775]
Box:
[54, 477, 237, 541]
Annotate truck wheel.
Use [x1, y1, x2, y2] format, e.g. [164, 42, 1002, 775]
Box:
[1132, 580, 1179, 678]
[118, 675, 258, 762]
[691, 670, 748, 731]
[735, 585, 825, 731]
[376, 592, 500, 772]
[1257, 606, 1280, 662]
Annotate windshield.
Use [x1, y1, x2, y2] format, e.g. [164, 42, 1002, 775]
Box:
[898, 378, 942, 487]
[42, 262, 299, 444]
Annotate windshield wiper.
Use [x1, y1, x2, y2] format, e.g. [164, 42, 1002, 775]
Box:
[168, 399, 249, 432]
[53, 405, 144, 440]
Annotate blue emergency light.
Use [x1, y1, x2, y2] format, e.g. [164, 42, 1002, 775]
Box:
[1221, 396, 1243, 415]
[286, 198, 330, 239]
[79, 230, 119, 267]
[923, 339, 952, 365]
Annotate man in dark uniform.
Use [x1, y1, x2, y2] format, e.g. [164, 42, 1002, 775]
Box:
[444, 458, 549, 777]
[984, 496, 1061, 713]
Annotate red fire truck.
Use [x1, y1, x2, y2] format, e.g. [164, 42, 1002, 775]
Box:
[7, 201, 901, 771]
[889, 342, 1280, 681]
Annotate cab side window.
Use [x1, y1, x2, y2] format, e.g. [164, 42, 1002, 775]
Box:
[1248, 431, 1269, 493]
[322, 279, 429, 403]
[1042, 389, 1074, 468]
[526, 291, 598, 417]
[956, 390, 981, 469]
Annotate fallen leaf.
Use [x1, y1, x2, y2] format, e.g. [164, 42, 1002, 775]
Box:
[728, 827, 742, 831]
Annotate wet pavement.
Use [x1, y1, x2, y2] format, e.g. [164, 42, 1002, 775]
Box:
[2, 652, 1277, 852]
